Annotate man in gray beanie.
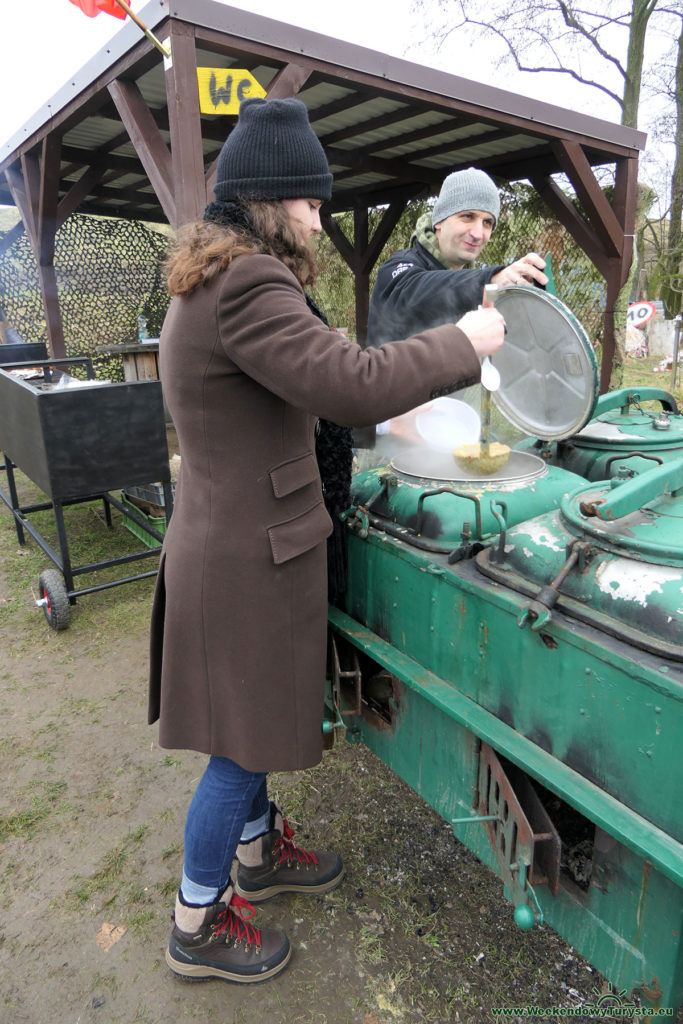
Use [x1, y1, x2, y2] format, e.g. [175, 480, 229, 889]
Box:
[366, 166, 547, 347]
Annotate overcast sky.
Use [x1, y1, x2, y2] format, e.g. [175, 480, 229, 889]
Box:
[0, 0, 670, 205]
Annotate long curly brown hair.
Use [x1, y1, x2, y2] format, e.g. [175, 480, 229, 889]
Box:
[165, 200, 318, 297]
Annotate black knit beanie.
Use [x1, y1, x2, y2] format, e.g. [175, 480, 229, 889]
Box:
[213, 97, 332, 202]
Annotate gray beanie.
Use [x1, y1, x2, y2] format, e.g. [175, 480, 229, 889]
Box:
[432, 168, 500, 227]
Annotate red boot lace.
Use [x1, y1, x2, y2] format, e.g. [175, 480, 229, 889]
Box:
[213, 892, 262, 948]
[273, 819, 319, 868]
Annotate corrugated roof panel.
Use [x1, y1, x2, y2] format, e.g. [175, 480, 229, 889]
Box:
[311, 96, 409, 132]
[415, 133, 543, 170]
[375, 122, 499, 160]
[64, 118, 128, 150]
[298, 82, 358, 110]
[328, 110, 452, 151]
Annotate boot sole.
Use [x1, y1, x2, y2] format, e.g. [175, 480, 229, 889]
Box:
[234, 867, 344, 903]
[165, 944, 291, 983]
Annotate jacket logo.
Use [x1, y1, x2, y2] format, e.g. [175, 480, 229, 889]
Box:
[391, 262, 413, 278]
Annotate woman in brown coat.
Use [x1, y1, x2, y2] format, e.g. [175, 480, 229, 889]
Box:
[149, 97, 505, 984]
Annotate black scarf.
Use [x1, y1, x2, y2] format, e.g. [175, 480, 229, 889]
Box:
[203, 200, 354, 603]
[306, 294, 354, 604]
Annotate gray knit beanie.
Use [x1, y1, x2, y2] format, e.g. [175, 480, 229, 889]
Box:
[214, 97, 332, 202]
[431, 168, 500, 227]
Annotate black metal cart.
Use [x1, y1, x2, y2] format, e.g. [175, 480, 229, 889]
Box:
[0, 357, 173, 629]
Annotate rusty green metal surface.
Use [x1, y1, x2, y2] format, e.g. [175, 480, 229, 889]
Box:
[329, 602, 683, 1009]
[334, 434, 683, 1009]
[498, 459, 683, 656]
[329, 601, 683, 881]
[339, 520, 683, 843]
[349, 461, 586, 545]
[528, 387, 683, 480]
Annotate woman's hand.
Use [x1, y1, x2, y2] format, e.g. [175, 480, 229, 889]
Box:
[491, 252, 548, 288]
[456, 306, 506, 359]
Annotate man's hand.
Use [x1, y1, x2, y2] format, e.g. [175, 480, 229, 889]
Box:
[456, 307, 506, 359]
[491, 253, 548, 288]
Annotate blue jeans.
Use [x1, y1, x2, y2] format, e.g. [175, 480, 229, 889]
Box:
[181, 755, 270, 904]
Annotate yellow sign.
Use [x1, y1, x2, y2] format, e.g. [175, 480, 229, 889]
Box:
[197, 68, 266, 115]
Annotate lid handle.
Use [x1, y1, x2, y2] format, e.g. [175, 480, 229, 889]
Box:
[593, 387, 680, 417]
[580, 456, 683, 520]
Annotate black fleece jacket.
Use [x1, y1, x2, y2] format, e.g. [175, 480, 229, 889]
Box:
[366, 241, 504, 348]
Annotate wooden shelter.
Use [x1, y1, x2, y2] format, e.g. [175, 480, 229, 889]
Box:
[0, 0, 646, 390]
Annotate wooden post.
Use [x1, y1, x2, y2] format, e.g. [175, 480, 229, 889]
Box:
[109, 79, 177, 228]
[165, 22, 207, 224]
[5, 138, 67, 358]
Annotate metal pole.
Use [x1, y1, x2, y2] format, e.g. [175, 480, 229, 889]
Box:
[672, 315, 682, 392]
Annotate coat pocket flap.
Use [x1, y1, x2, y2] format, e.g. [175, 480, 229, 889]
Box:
[267, 499, 332, 565]
[269, 452, 319, 498]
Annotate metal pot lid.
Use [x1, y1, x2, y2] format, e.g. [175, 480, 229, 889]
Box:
[560, 456, 683, 565]
[573, 391, 683, 448]
[486, 285, 598, 441]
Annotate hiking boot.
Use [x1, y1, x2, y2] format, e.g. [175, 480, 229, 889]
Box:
[234, 802, 344, 902]
[165, 885, 291, 983]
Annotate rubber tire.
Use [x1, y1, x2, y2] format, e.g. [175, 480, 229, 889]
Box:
[38, 570, 72, 631]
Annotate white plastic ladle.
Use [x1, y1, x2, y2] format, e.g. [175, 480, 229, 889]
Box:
[480, 356, 500, 392]
[477, 298, 502, 392]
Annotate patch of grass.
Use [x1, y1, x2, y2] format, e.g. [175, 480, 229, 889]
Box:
[66, 824, 148, 907]
[0, 470, 157, 641]
[60, 695, 104, 722]
[161, 840, 182, 861]
[159, 754, 181, 768]
[0, 778, 68, 841]
[127, 909, 155, 935]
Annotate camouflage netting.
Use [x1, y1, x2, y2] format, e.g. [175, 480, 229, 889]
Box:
[0, 213, 172, 382]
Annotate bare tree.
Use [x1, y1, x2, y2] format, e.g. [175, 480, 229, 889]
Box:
[413, 0, 683, 378]
[415, 0, 676, 128]
[651, 16, 683, 316]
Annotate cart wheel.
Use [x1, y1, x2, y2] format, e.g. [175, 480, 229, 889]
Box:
[38, 570, 72, 631]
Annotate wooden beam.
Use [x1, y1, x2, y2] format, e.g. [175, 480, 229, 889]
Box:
[266, 62, 312, 99]
[361, 195, 415, 276]
[38, 134, 61, 267]
[321, 212, 355, 267]
[325, 181, 431, 216]
[24, 142, 67, 357]
[601, 260, 623, 394]
[613, 155, 639, 290]
[5, 163, 39, 260]
[20, 152, 41, 250]
[553, 139, 623, 259]
[165, 22, 207, 225]
[354, 208, 370, 345]
[529, 174, 610, 280]
[108, 78, 176, 227]
[5, 156, 67, 357]
[37, 264, 67, 358]
[57, 163, 107, 226]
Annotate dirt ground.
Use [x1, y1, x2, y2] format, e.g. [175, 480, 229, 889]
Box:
[0, 458, 680, 1024]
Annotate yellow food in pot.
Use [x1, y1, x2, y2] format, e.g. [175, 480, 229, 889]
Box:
[453, 441, 511, 475]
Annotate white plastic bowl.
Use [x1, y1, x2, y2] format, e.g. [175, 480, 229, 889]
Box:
[415, 397, 481, 452]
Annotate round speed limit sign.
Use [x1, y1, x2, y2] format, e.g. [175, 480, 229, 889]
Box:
[627, 301, 656, 327]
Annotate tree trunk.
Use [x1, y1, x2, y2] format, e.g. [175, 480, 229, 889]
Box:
[622, 0, 658, 128]
[661, 18, 683, 319]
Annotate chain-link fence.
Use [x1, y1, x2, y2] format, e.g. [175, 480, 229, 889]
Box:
[0, 213, 171, 381]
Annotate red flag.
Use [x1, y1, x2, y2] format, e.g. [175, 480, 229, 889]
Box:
[68, 0, 128, 19]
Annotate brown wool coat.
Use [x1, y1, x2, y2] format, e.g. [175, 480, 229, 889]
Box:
[148, 253, 481, 772]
